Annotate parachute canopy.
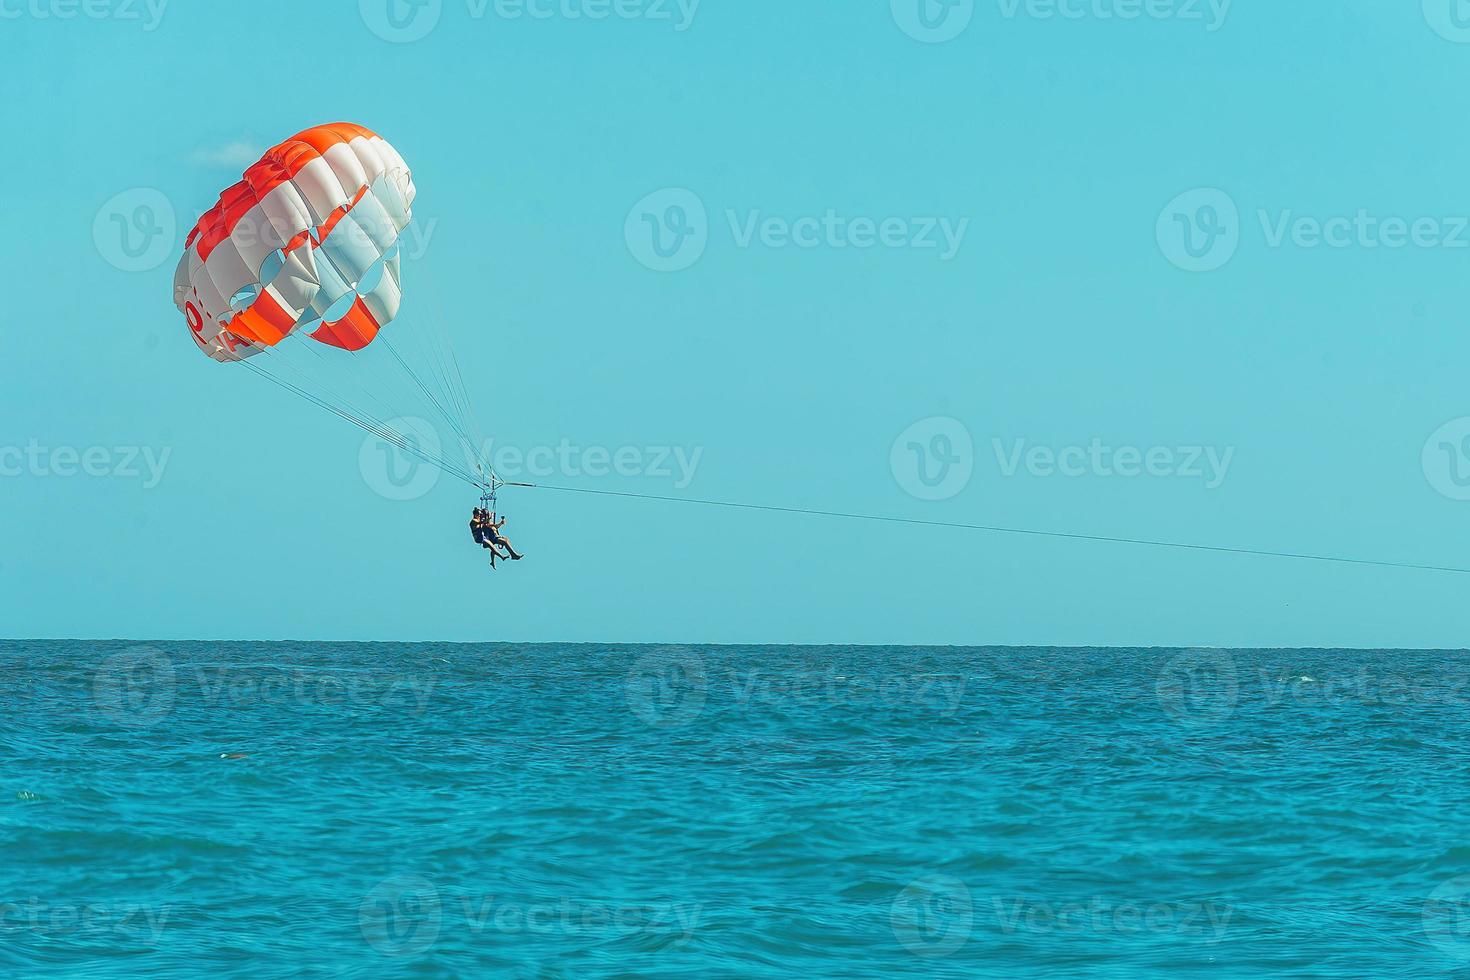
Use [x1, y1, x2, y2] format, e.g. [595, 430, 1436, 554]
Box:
[173, 123, 415, 362]
[173, 123, 497, 494]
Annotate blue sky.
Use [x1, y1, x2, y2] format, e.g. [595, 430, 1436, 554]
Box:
[4, 1, 1470, 646]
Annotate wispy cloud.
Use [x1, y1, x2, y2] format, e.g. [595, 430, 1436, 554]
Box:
[188, 141, 263, 168]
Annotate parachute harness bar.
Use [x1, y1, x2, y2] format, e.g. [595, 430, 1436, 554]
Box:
[480, 474, 504, 512]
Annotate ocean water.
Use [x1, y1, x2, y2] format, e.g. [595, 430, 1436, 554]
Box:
[4, 641, 1470, 977]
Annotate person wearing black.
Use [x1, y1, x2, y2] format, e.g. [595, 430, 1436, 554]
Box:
[483, 511, 523, 561]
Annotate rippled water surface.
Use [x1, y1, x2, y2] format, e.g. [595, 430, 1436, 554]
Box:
[4, 641, 1470, 977]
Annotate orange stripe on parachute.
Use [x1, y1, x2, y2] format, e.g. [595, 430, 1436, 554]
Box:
[188, 124, 383, 263]
[224, 286, 296, 347]
[282, 185, 370, 255]
[310, 296, 381, 352]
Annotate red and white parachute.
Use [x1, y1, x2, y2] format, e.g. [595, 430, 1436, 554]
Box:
[173, 123, 494, 492]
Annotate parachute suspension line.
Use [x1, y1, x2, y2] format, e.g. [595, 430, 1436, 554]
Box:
[288, 226, 480, 468]
[255, 313, 485, 492]
[378, 335, 482, 471]
[252, 336, 451, 477]
[238, 353, 481, 487]
[387, 319, 490, 491]
[348, 345, 479, 483]
[417, 260, 489, 467]
[283, 330, 428, 444]
[242, 364, 482, 490]
[400, 313, 483, 488]
[399, 292, 465, 429]
[505, 482, 1470, 577]
[237, 352, 483, 488]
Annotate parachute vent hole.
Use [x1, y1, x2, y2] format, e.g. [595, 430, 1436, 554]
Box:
[228, 284, 261, 313]
[319, 290, 360, 324]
